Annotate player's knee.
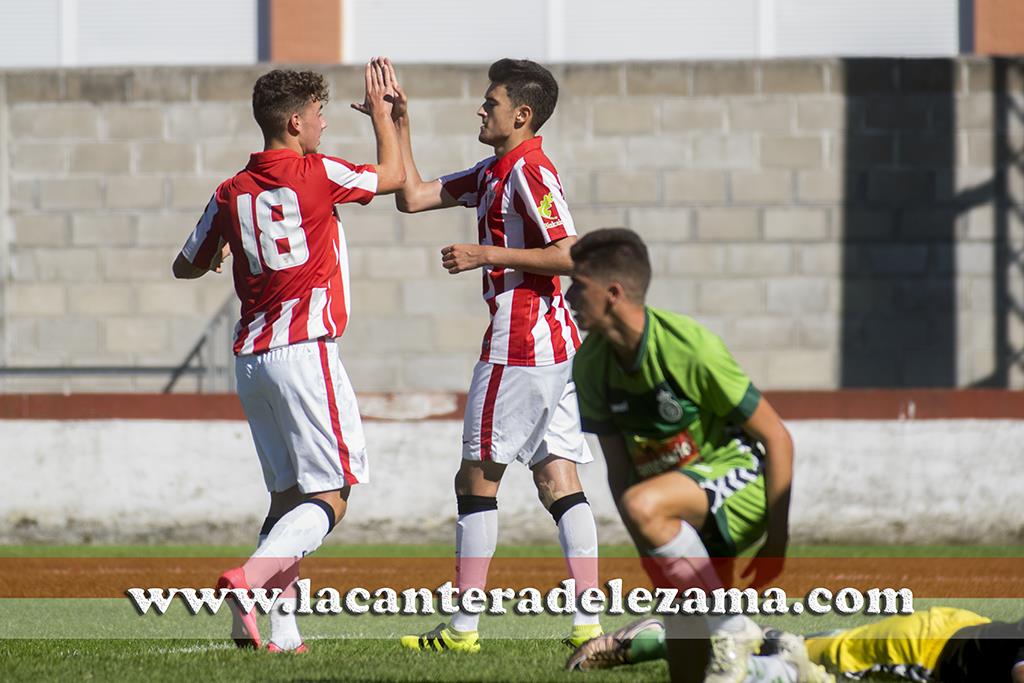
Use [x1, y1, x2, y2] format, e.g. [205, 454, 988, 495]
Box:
[533, 473, 559, 508]
[536, 477, 583, 511]
[308, 489, 348, 527]
[620, 486, 660, 535]
[454, 469, 475, 496]
[532, 458, 581, 507]
[534, 483, 551, 508]
[454, 461, 503, 497]
[268, 486, 305, 517]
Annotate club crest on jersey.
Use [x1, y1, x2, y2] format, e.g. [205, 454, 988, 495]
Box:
[656, 389, 684, 423]
[538, 193, 555, 220]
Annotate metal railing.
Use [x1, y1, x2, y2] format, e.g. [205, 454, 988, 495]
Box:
[163, 294, 238, 393]
[0, 295, 237, 393]
[983, 58, 1024, 387]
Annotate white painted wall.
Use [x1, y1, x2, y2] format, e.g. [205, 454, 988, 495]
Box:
[0, 0, 959, 68]
[3, 419, 1020, 545]
[0, 0, 257, 67]
[73, 0, 258, 66]
[0, 2, 62, 67]
[772, 0, 959, 58]
[344, 0, 958, 63]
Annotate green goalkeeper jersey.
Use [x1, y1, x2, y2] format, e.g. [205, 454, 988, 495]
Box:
[573, 307, 762, 481]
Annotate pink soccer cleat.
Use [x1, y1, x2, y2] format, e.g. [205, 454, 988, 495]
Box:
[267, 642, 309, 654]
[216, 566, 262, 650]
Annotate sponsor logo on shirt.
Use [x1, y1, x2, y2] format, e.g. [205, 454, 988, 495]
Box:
[538, 193, 555, 220]
[537, 192, 564, 230]
[631, 430, 701, 478]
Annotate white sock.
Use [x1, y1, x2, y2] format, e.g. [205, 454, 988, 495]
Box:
[647, 523, 740, 643]
[555, 498, 600, 627]
[450, 506, 497, 633]
[255, 527, 303, 650]
[269, 564, 302, 650]
[743, 655, 798, 682]
[244, 501, 332, 589]
[647, 521, 723, 593]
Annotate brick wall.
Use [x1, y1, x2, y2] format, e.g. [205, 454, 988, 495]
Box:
[975, 0, 1024, 55]
[1, 59, 1020, 392]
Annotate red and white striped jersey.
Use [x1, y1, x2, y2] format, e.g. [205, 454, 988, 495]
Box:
[181, 148, 377, 355]
[440, 137, 581, 367]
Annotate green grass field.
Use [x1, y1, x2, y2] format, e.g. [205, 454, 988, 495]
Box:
[1, 545, 1022, 682]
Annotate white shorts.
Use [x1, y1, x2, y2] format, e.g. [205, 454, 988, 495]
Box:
[235, 339, 368, 493]
[462, 360, 592, 467]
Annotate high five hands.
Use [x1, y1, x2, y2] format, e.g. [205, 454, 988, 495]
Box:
[351, 57, 406, 121]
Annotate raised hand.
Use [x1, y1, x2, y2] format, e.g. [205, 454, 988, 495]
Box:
[350, 57, 394, 118]
[382, 57, 407, 121]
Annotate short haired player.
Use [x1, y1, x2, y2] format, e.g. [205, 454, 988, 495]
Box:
[564, 228, 805, 683]
[172, 64, 404, 652]
[357, 57, 602, 652]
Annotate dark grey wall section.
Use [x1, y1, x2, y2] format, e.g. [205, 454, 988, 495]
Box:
[840, 59, 957, 387]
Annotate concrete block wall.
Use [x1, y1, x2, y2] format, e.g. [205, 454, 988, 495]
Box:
[0, 59, 1020, 392]
[5, 418, 1024, 544]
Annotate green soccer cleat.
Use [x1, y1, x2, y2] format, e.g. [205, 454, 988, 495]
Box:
[565, 618, 663, 671]
[562, 623, 605, 650]
[399, 622, 481, 653]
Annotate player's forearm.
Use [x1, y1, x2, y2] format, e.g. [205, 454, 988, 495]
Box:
[396, 115, 424, 185]
[394, 114, 435, 213]
[740, 398, 792, 548]
[371, 111, 406, 194]
[761, 433, 794, 547]
[482, 239, 574, 276]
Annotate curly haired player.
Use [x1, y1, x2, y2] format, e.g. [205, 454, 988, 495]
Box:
[173, 63, 404, 652]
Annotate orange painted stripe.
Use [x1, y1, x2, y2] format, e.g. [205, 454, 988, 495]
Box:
[1, 556, 1022, 599]
[0, 390, 1020, 421]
